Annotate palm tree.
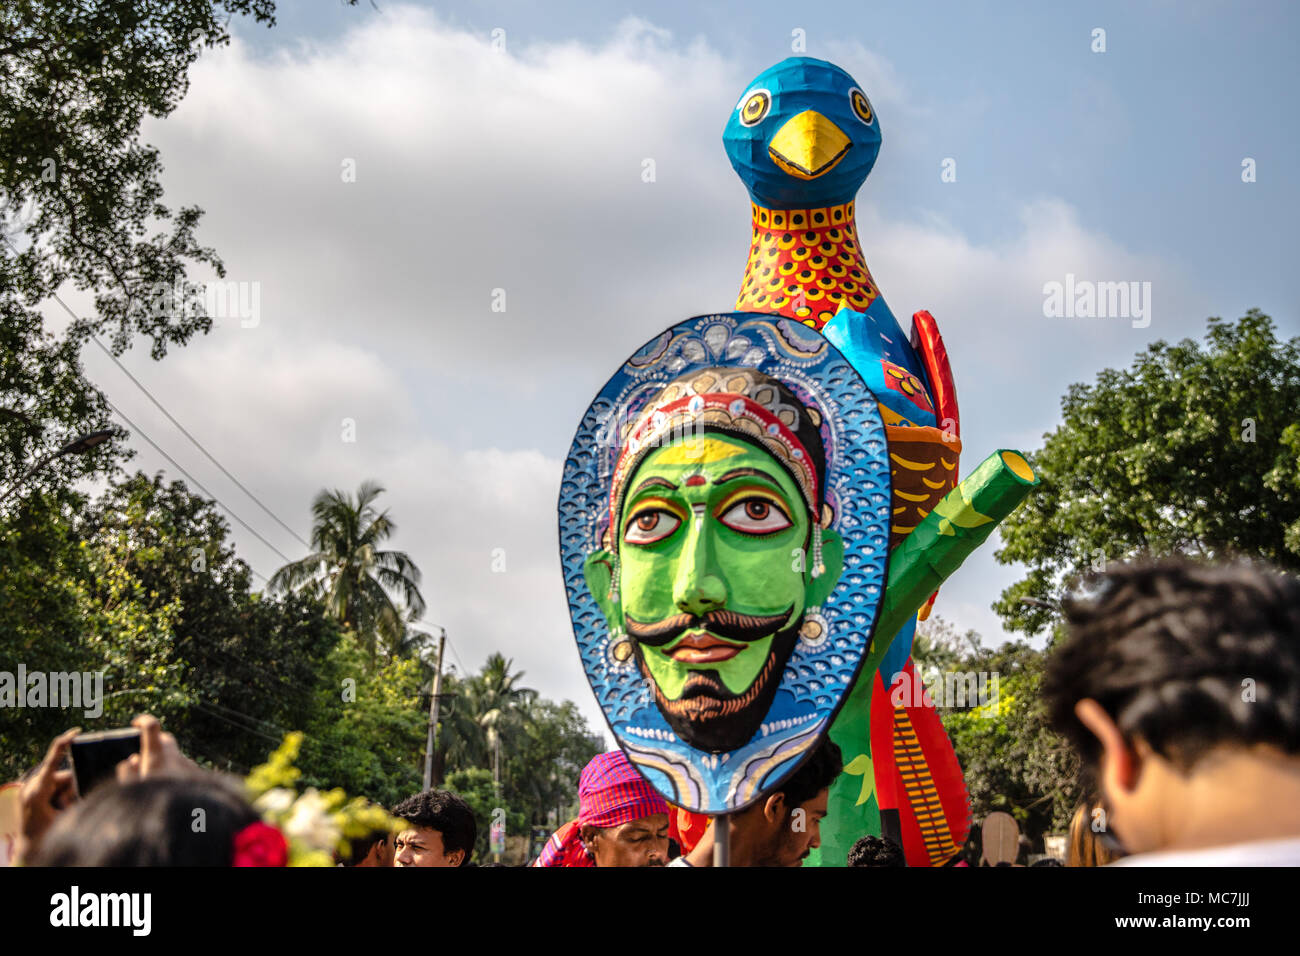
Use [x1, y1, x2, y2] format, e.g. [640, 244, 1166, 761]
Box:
[469, 654, 536, 796]
[269, 481, 426, 662]
[435, 655, 535, 784]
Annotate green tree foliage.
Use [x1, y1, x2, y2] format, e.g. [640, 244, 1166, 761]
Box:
[1, 0, 283, 357]
[0, 493, 175, 778]
[995, 310, 1300, 635]
[504, 698, 604, 825]
[1, 276, 128, 776]
[83, 474, 347, 772]
[912, 617, 1082, 846]
[431, 657, 603, 831]
[295, 633, 427, 809]
[444, 767, 522, 863]
[2, 312, 122, 505]
[0, 470, 351, 780]
[270, 481, 426, 662]
[463, 652, 536, 776]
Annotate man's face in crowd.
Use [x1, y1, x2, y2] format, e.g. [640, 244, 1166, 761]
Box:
[588, 434, 842, 753]
[582, 813, 670, 867]
[393, 825, 463, 867]
[757, 787, 830, 867]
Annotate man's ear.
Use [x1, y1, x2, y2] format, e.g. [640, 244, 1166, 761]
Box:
[579, 824, 600, 859]
[806, 526, 845, 607]
[1075, 698, 1139, 792]
[584, 548, 619, 624]
[762, 791, 787, 824]
[449, 848, 466, 867]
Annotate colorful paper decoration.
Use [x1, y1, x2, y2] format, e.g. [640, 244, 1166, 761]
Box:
[723, 56, 1039, 866]
[558, 313, 892, 814]
[815, 450, 1041, 864]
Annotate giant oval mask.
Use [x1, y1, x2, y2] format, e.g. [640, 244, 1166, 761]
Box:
[558, 313, 891, 813]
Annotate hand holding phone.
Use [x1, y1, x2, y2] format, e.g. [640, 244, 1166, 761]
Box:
[15, 727, 80, 865]
[114, 714, 200, 782]
[70, 728, 141, 797]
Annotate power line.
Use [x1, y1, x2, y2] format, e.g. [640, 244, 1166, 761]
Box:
[191, 696, 422, 783]
[445, 635, 469, 676]
[86, 333, 311, 550]
[413, 619, 468, 676]
[101, 397, 291, 572]
[0, 244, 302, 576]
[8, 241, 436, 648]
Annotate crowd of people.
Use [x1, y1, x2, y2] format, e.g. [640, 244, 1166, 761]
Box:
[7, 556, 1299, 867]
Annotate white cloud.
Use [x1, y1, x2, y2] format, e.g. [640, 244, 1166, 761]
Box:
[87, 7, 1198, 735]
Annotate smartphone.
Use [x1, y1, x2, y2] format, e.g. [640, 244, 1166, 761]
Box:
[70, 728, 141, 797]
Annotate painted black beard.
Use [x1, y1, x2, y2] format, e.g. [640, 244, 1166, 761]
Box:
[634, 623, 801, 754]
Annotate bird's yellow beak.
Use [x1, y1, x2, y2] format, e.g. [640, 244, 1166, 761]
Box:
[767, 110, 851, 180]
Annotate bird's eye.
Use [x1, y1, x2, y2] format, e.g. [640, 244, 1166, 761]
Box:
[624, 509, 682, 545]
[738, 89, 771, 127]
[717, 497, 793, 535]
[848, 87, 874, 125]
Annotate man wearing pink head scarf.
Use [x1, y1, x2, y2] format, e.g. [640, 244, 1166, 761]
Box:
[534, 751, 670, 867]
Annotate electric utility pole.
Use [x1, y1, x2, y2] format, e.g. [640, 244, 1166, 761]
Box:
[421, 630, 447, 791]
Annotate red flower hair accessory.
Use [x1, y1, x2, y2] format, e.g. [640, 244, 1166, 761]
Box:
[232, 821, 289, 867]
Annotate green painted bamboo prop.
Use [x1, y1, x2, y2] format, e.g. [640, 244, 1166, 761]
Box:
[870, 448, 1040, 670]
[810, 448, 1040, 867]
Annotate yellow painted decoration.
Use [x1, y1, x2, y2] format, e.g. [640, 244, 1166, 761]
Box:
[932, 484, 995, 537]
[890, 452, 935, 472]
[767, 110, 852, 180]
[1000, 450, 1035, 482]
[651, 436, 747, 465]
[842, 753, 876, 807]
[895, 488, 931, 503]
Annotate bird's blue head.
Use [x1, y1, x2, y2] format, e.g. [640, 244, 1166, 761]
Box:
[723, 57, 881, 210]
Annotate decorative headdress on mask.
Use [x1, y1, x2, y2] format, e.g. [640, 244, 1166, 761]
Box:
[603, 367, 833, 602]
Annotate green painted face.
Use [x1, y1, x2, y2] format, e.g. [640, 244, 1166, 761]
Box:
[584, 422, 845, 754]
[606, 434, 811, 698]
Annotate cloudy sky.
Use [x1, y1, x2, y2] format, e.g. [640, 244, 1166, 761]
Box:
[64, 0, 1298, 739]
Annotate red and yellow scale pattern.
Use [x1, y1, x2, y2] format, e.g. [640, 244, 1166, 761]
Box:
[735, 201, 882, 329]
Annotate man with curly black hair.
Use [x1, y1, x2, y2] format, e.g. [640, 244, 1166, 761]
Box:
[847, 834, 906, 867]
[391, 789, 477, 867]
[1042, 557, 1300, 865]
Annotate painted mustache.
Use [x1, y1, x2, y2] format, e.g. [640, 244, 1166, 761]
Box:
[624, 607, 793, 646]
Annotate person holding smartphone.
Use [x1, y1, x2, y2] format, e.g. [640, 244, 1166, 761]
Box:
[12, 713, 203, 865]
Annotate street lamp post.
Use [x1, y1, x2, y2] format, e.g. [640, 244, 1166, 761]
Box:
[0, 428, 116, 507]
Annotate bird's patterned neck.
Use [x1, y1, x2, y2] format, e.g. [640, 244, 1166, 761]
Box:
[736, 201, 881, 329]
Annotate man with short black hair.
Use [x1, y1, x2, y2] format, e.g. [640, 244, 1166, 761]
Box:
[391, 789, 477, 867]
[672, 735, 842, 867]
[1042, 557, 1300, 866]
[338, 828, 392, 868]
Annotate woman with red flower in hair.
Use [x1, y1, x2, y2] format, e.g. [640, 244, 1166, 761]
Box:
[32, 776, 288, 867]
[17, 714, 288, 868]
